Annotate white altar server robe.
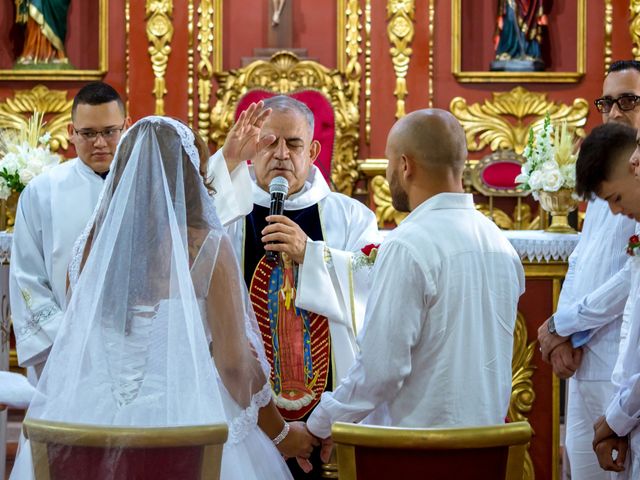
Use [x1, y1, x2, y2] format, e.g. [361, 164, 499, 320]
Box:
[208, 151, 380, 382]
[10, 158, 104, 368]
[306, 193, 525, 438]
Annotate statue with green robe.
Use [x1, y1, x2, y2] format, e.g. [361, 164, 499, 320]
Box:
[490, 0, 547, 72]
[14, 0, 71, 67]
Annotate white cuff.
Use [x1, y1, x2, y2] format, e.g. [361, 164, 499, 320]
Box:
[307, 399, 333, 439]
[606, 393, 640, 437]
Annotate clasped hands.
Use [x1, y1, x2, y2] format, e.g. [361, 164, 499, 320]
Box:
[592, 415, 628, 472]
[276, 421, 334, 473]
[537, 317, 583, 379]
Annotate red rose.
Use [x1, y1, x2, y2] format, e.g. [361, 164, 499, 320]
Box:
[631, 235, 640, 244]
[361, 243, 380, 256]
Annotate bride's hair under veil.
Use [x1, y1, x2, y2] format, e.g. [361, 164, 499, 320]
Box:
[21, 117, 274, 461]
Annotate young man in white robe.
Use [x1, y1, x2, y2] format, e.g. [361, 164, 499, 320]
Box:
[571, 123, 640, 477]
[208, 97, 379, 479]
[10, 82, 130, 377]
[536, 60, 640, 480]
[305, 109, 524, 451]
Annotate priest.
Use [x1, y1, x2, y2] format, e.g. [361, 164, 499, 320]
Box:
[10, 82, 130, 377]
[208, 96, 380, 478]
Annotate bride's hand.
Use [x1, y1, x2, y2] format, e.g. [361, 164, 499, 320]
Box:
[277, 421, 319, 460]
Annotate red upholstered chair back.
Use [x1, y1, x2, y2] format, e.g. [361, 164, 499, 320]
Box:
[23, 419, 228, 480]
[332, 421, 532, 480]
[235, 90, 335, 186]
[471, 150, 529, 229]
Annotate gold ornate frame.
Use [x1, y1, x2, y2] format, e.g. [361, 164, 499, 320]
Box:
[0, 0, 108, 81]
[451, 0, 586, 83]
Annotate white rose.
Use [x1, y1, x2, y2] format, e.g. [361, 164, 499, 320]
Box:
[541, 168, 563, 192]
[528, 170, 543, 190]
[38, 132, 51, 145]
[19, 168, 35, 185]
[515, 173, 529, 185]
[560, 164, 576, 189]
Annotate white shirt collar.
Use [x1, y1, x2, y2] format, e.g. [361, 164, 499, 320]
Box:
[410, 192, 474, 217]
[250, 165, 331, 210]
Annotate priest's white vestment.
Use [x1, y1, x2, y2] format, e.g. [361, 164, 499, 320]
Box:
[208, 151, 380, 384]
[10, 158, 104, 370]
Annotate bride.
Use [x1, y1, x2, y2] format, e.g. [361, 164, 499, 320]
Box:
[10, 116, 317, 479]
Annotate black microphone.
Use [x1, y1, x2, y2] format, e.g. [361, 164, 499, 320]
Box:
[266, 176, 289, 263]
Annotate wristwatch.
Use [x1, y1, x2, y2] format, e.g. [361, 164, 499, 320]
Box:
[548, 315, 557, 335]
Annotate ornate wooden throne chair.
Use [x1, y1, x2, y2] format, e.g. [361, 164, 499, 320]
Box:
[209, 51, 360, 195]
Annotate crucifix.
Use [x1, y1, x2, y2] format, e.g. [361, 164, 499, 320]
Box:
[268, 0, 293, 49]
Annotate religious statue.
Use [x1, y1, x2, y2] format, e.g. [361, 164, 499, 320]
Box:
[490, 0, 547, 72]
[14, 0, 71, 67]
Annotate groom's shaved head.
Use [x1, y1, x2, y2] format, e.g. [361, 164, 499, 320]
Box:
[387, 109, 467, 173]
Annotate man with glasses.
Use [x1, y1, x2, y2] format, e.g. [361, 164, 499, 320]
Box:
[537, 60, 640, 479]
[10, 82, 130, 379]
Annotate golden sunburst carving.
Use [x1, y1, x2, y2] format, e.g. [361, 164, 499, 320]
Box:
[450, 87, 589, 155]
[0, 85, 72, 153]
[210, 51, 360, 195]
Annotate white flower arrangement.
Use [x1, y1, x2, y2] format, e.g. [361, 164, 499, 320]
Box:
[0, 112, 61, 201]
[515, 114, 578, 200]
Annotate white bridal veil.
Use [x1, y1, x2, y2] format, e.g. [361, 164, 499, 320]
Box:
[11, 117, 290, 479]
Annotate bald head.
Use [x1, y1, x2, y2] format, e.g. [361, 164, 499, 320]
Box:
[387, 109, 467, 173]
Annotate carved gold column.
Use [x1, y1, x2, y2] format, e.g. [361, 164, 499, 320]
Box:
[631, 1, 640, 60]
[604, 0, 613, 72]
[428, 0, 435, 108]
[387, 0, 415, 119]
[125, 0, 131, 114]
[197, 0, 218, 141]
[509, 313, 537, 480]
[188, 0, 195, 127]
[145, 0, 174, 115]
[364, 0, 372, 143]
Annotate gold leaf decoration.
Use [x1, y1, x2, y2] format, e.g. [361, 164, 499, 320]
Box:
[604, 0, 613, 72]
[450, 87, 589, 154]
[145, 0, 174, 115]
[631, 0, 640, 60]
[0, 85, 72, 153]
[509, 312, 537, 480]
[210, 51, 360, 195]
[387, 0, 415, 119]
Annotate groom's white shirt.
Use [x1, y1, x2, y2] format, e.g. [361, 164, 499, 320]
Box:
[10, 158, 105, 369]
[307, 193, 525, 437]
[208, 150, 380, 382]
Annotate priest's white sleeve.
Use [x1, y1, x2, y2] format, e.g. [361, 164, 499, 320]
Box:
[9, 187, 63, 367]
[296, 202, 380, 382]
[206, 150, 253, 226]
[307, 241, 428, 438]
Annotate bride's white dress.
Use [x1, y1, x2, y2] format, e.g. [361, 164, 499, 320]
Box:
[9, 117, 292, 480]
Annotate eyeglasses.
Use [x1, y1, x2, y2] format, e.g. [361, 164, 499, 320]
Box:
[73, 124, 126, 142]
[594, 94, 640, 113]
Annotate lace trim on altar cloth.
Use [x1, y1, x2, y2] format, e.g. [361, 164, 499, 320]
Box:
[502, 230, 579, 262]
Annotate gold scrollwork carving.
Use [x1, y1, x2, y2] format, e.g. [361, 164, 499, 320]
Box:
[197, 0, 219, 140]
[145, 0, 174, 115]
[364, 0, 372, 143]
[0, 85, 72, 153]
[450, 87, 589, 155]
[604, 0, 613, 72]
[125, 0, 131, 114]
[210, 51, 360, 195]
[188, 0, 195, 127]
[632, 1, 640, 60]
[428, 0, 435, 108]
[509, 312, 537, 480]
[387, 0, 415, 119]
[370, 175, 408, 227]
